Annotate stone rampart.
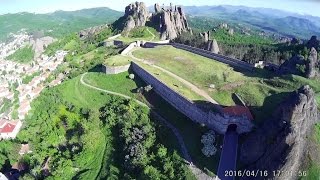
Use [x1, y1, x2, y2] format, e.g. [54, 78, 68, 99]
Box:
[102, 64, 130, 74]
[131, 62, 253, 134]
[171, 43, 254, 71]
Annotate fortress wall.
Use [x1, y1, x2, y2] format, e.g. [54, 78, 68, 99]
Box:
[102, 64, 130, 74]
[131, 62, 253, 134]
[171, 43, 255, 71]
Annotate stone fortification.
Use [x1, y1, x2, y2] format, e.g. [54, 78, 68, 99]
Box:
[131, 62, 253, 134]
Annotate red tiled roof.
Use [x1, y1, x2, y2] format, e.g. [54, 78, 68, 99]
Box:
[0, 123, 16, 133]
[223, 105, 254, 120]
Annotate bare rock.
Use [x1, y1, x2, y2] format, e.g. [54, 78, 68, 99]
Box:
[207, 39, 219, 54]
[240, 85, 318, 179]
[122, 2, 149, 32]
[159, 5, 191, 40]
[307, 36, 320, 49]
[279, 55, 305, 75]
[305, 47, 318, 78]
[29, 36, 55, 59]
[154, 3, 161, 13]
[228, 28, 234, 35]
[79, 24, 108, 39]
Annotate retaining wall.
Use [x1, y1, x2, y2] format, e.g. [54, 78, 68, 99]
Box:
[102, 64, 130, 74]
[131, 62, 253, 134]
[171, 43, 255, 71]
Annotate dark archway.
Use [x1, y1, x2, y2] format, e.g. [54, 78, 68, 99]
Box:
[227, 124, 237, 132]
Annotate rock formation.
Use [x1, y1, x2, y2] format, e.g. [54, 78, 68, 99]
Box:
[306, 47, 318, 78]
[307, 35, 320, 49]
[228, 28, 234, 36]
[79, 24, 108, 39]
[240, 85, 319, 179]
[279, 55, 305, 75]
[116, 2, 191, 40]
[156, 4, 191, 40]
[200, 31, 210, 43]
[29, 36, 55, 59]
[207, 39, 220, 54]
[123, 2, 149, 32]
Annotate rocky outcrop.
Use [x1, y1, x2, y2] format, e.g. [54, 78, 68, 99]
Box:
[307, 36, 320, 49]
[123, 2, 149, 32]
[157, 5, 191, 40]
[228, 28, 234, 36]
[207, 39, 220, 54]
[29, 36, 55, 59]
[79, 24, 108, 39]
[200, 31, 210, 43]
[279, 55, 305, 75]
[306, 47, 319, 78]
[240, 85, 318, 179]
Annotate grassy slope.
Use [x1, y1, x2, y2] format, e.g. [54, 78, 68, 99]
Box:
[133, 45, 320, 123]
[82, 72, 223, 174]
[0, 8, 122, 42]
[103, 55, 131, 66]
[117, 26, 160, 43]
[6, 45, 34, 63]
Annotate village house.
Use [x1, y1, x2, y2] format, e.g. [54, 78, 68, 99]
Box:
[0, 119, 22, 139]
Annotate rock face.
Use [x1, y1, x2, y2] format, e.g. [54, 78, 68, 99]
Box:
[306, 47, 318, 78]
[29, 36, 55, 59]
[157, 5, 191, 40]
[307, 35, 320, 49]
[123, 2, 149, 32]
[207, 39, 220, 54]
[279, 55, 305, 75]
[240, 85, 318, 179]
[117, 2, 191, 40]
[79, 24, 108, 39]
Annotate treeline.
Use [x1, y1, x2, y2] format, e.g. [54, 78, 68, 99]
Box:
[0, 88, 192, 179]
[174, 29, 315, 65]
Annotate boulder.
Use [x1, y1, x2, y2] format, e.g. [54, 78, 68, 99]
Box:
[240, 85, 318, 179]
[305, 47, 318, 78]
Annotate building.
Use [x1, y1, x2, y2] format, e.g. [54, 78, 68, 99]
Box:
[0, 119, 22, 139]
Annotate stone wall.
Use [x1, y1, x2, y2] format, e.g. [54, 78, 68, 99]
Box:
[102, 64, 130, 74]
[131, 62, 253, 134]
[171, 43, 254, 71]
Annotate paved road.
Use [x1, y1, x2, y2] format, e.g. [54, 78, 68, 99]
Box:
[217, 126, 239, 180]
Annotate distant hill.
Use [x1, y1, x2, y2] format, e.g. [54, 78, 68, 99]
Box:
[0, 7, 122, 42]
[181, 5, 320, 39]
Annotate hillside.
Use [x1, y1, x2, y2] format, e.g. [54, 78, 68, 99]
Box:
[182, 5, 320, 39]
[0, 7, 122, 42]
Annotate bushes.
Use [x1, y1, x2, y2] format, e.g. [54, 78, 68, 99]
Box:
[7, 45, 35, 63]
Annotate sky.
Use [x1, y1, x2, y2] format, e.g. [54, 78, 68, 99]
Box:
[0, 0, 320, 17]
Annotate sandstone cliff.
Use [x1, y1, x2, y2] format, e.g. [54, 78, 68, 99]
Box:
[240, 85, 319, 179]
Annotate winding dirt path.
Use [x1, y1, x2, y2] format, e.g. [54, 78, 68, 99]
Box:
[127, 49, 221, 108]
[80, 73, 213, 180]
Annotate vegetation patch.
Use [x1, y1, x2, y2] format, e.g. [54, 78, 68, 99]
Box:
[6, 45, 34, 63]
[103, 55, 131, 66]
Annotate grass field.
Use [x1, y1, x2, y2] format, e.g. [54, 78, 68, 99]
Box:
[77, 72, 222, 175]
[134, 61, 206, 101]
[6, 45, 34, 63]
[133, 45, 320, 123]
[103, 55, 131, 66]
[117, 27, 160, 43]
